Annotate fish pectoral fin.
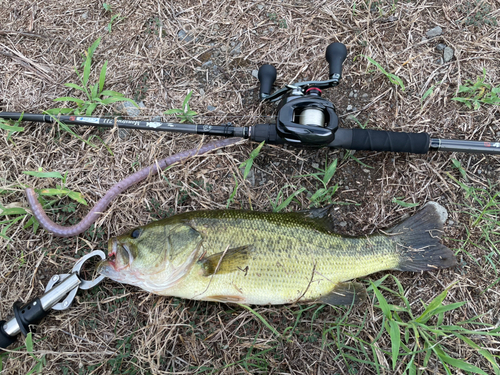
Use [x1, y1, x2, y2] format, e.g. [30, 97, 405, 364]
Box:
[198, 245, 251, 276]
[318, 282, 367, 306]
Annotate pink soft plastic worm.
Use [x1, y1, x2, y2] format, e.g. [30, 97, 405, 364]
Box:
[26, 137, 244, 237]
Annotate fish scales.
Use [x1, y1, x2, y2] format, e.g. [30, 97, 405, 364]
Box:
[182, 212, 398, 304]
[98, 203, 456, 306]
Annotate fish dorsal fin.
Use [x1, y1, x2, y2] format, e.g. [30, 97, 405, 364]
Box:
[318, 281, 367, 306]
[198, 245, 251, 276]
[292, 205, 335, 233]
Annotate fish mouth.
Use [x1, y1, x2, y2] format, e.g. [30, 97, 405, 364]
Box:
[105, 239, 133, 271]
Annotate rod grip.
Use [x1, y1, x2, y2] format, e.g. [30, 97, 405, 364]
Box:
[0, 321, 17, 350]
[350, 129, 430, 154]
[258, 64, 277, 100]
[325, 43, 347, 83]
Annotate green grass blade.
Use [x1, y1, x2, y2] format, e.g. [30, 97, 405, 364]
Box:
[83, 38, 101, 86]
[86, 102, 97, 116]
[439, 353, 488, 375]
[363, 55, 389, 75]
[164, 109, 183, 115]
[0, 122, 24, 132]
[67, 191, 88, 205]
[416, 288, 448, 323]
[455, 334, 500, 374]
[183, 90, 193, 110]
[421, 85, 436, 102]
[323, 158, 338, 184]
[240, 141, 264, 180]
[99, 61, 108, 93]
[237, 304, 280, 337]
[23, 171, 64, 179]
[64, 82, 85, 92]
[100, 97, 137, 105]
[274, 187, 306, 212]
[87, 37, 101, 62]
[100, 90, 125, 97]
[389, 320, 401, 370]
[90, 82, 99, 100]
[370, 280, 391, 319]
[392, 198, 419, 208]
[1, 207, 28, 216]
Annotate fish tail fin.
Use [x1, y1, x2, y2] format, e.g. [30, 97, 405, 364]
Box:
[389, 202, 457, 271]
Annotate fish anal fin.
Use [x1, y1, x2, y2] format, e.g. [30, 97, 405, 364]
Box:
[318, 282, 367, 306]
[198, 245, 251, 276]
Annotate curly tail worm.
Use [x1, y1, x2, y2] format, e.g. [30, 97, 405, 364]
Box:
[26, 137, 245, 237]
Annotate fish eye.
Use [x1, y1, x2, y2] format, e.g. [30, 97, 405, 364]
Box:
[131, 228, 141, 239]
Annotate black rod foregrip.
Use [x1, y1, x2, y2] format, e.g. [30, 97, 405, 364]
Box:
[350, 129, 430, 153]
[330, 128, 430, 154]
[325, 42, 347, 83]
[258, 65, 277, 100]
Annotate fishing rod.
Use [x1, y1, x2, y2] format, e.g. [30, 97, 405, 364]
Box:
[1, 42, 499, 155]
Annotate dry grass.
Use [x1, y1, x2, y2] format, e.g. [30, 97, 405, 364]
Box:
[1, 0, 499, 374]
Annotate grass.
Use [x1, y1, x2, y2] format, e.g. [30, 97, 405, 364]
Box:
[368, 276, 500, 374]
[295, 155, 339, 207]
[457, 0, 498, 27]
[103, 3, 125, 33]
[447, 159, 500, 263]
[164, 90, 198, 123]
[362, 55, 405, 92]
[452, 68, 500, 110]
[391, 197, 419, 208]
[24, 333, 47, 375]
[46, 38, 137, 117]
[239, 141, 264, 180]
[270, 185, 306, 212]
[0, 169, 88, 240]
[0, 113, 24, 142]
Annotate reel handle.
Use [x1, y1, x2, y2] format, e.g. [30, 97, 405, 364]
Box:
[325, 42, 347, 84]
[258, 64, 277, 100]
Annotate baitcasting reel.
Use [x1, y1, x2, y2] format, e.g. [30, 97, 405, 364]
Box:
[257, 42, 346, 147]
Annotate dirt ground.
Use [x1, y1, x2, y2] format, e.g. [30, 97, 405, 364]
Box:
[0, 0, 499, 374]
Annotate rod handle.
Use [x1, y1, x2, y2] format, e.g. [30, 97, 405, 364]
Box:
[0, 321, 17, 350]
[258, 64, 277, 100]
[325, 42, 347, 84]
[331, 129, 430, 154]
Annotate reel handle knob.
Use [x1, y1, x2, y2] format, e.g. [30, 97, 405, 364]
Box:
[325, 42, 347, 85]
[258, 64, 277, 100]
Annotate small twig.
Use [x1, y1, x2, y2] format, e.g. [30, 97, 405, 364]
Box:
[292, 261, 317, 304]
[0, 30, 71, 45]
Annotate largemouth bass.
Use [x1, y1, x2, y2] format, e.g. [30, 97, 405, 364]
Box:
[97, 202, 456, 305]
